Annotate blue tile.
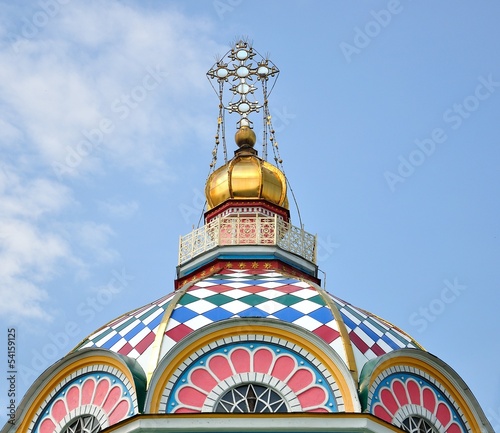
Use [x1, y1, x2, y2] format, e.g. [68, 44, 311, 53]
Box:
[148, 312, 163, 329]
[381, 333, 400, 350]
[202, 279, 235, 285]
[171, 306, 201, 322]
[203, 307, 234, 321]
[124, 322, 145, 340]
[309, 306, 335, 323]
[339, 311, 357, 331]
[273, 307, 304, 322]
[358, 322, 379, 342]
[101, 332, 121, 349]
[246, 278, 298, 286]
[238, 306, 269, 318]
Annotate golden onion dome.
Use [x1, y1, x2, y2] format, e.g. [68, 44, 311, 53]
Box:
[205, 126, 288, 210]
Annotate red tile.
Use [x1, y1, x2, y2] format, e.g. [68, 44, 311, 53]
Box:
[165, 323, 193, 342]
[118, 342, 133, 356]
[371, 342, 386, 356]
[349, 330, 370, 354]
[313, 325, 340, 344]
[236, 286, 266, 294]
[135, 331, 156, 354]
[276, 285, 303, 293]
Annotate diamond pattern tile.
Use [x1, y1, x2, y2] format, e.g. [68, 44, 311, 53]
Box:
[329, 294, 419, 363]
[77, 292, 175, 363]
[163, 269, 342, 354]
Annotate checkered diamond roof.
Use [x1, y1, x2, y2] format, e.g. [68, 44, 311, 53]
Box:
[75, 267, 421, 378]
[75, 292, 175, 371]
[329, 295, 419, 369]
[159, 269, 343, 361]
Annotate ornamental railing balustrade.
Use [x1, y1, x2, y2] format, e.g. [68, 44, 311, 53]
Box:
[178, 215, 317, 265]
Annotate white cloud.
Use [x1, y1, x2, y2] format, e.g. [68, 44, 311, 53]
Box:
[98, 199, 139, 219]
[0, 167, 72, 218]
[0, 165, 121, 321]
[0, 2, 222, 181]
[0, 165, 72, 321]
[73, 221, 118, 264]
[0, 2, 222, 322]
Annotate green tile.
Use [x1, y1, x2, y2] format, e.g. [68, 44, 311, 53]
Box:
[308, 294, 327, 306]
[205, 293, 235, 306]
[272, 294, 302, 306]
[342, 304, 366, 322]
[386, 328, 411, 345]
[91, 326, 114, 342]
[114, 317, 136, 332]
[178, 293, 201, 305]
[137, 305, 160, 321]
[238, 293, 269, 306]
[365, 316, 387, 334]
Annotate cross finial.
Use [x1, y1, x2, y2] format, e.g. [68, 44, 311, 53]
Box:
[207, 40, 279, 129]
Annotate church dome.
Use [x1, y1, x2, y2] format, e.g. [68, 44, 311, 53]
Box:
[10, 39, 493, 433]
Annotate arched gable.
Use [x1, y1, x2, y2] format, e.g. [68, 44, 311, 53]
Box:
[359, 348, 493, 432]
[6, 349, 146, 433]
[146, 318, 361, 414]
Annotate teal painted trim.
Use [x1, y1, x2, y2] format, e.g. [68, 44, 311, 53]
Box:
[358, 358, 378, 411]
[177, 249, 317, 279]
[117, 353, 147, 413]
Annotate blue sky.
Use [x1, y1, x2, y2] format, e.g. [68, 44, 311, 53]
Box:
[1, 0, 499, 427]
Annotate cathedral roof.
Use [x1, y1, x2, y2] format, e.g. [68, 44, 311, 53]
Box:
[75, 265, 421, 382]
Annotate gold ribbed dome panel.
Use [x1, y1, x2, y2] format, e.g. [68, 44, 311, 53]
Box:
[205, 154, 288, 210]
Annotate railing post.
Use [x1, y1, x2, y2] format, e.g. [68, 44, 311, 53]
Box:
[301, 228, 305, 257]
[188, 232, 192, 262]
[274, 215, 278, 245]
[236, 214, 242, 245]
[178, 235, 182, 265]
[217, 217, 221, 247]
[202, 223, 207, 253]
[256, 214, 260, 245]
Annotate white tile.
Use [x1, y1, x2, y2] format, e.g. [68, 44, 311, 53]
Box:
[257, 281, 287, 289]
[219, 300, 249, 314]
[292, 299, 322, 314]
[223, 282, 251, 289]
[353, 328, 374, 346]
[292, 315, 322, 330]
[193, 280, 217, 287]
[292, 288, 318, 299]
[187, 288, 218, 298]
[257, 300, 286, 315]
[257, 289, 287, 299]
[182, 299, 216, 314]
[223, 288, 253, 299]
[128, 326, 151, 347]
[184, 314, 213, 329]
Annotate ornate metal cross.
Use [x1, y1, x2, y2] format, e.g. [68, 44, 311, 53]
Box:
[207, 40, 279, 128]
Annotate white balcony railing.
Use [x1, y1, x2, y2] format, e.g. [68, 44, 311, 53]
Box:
[178, 215, 317, 265]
